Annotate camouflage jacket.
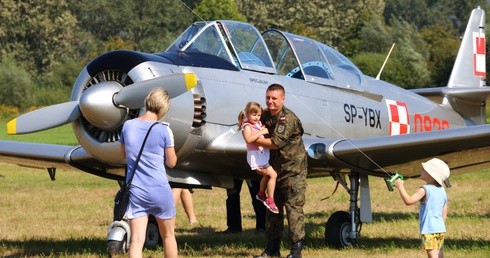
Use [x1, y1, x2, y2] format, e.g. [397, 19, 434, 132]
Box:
[261, 106, 307, 181]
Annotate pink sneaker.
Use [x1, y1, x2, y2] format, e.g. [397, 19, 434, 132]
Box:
[256, 194, 267, 205]
[265, 198, 279, 214]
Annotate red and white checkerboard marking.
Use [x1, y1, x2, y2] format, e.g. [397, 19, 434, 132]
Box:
[473, 32, 486, 77]
[386, 100, 410, 135]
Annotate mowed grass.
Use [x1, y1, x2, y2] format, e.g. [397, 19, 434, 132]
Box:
[0, 111, 489, 258]
[0, 163, 489, 257]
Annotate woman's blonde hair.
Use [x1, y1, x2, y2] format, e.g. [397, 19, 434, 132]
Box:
[237, 102, 263, 129]
[145, 88, 170, 120]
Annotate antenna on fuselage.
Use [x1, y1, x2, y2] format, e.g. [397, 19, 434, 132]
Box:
[375, 43, 395, 80]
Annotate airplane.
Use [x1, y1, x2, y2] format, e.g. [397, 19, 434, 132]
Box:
[1, 5, 489, 255]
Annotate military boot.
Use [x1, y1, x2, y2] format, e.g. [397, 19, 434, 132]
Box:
[253, 239, 281, 258]
[286, 240, 302, 258]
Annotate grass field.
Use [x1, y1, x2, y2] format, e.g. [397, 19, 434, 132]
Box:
[0, 163, 489, 257]
[0, 110, 489, 257]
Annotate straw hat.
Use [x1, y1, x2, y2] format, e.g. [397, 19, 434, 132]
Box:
[421, 158, 450, 186]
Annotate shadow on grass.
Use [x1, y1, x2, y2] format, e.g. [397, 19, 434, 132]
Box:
[0, 237, 107, 257]
[2, 212, 489, 257]
[305, 211, 490, 251]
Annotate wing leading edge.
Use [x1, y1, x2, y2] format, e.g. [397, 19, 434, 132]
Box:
[0, 140, 123, 180]
[305, 124, 490, 178]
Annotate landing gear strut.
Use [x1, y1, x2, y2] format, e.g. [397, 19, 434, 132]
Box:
[324, 172, 362, 248]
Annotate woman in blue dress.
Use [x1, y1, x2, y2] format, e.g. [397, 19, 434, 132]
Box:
[120, 88, 178, 258]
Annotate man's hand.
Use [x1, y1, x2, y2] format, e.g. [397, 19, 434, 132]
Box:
[259, 127, 269, 135]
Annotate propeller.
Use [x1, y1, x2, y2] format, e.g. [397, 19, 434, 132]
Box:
[113, 73, 197, 109]
[7, 73, 198, 135]
[7, 101, 80, 135]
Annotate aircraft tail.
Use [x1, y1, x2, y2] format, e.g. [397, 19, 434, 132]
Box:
[444, 7, 489, 124]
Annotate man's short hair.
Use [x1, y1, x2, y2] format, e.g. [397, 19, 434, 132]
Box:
[267, 83, 285, 95]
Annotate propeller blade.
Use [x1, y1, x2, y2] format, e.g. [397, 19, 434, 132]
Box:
[7, 101, 80, 135]
[113, 73, 197, 109]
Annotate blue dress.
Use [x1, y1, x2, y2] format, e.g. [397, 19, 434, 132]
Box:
[120, 119, 176, 220]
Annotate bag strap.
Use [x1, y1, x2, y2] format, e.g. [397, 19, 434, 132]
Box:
[125, 122, 159, 185]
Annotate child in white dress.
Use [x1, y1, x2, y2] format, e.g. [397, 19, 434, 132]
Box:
[238, 102, 279, 213]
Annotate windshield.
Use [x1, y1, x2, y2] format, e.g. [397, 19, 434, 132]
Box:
[167, 21, 276, 74]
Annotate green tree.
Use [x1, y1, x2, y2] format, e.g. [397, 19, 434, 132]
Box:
[420, 24, 460, 86]
[0, 57, 35, 109]
[384, 0, 487, 31]
[0, 0, 80, 74]
[238, 0, 385, 53]
[357, 14, 392, 53]
[352, 52, 408, 86]
[70, 0, 194, 53]
[389, 18, 430, 88]
[384, 0, 432, 28]
[193, 0, 246, 21]
[354, 16, 431, 88]
[36, 58, 84, 104]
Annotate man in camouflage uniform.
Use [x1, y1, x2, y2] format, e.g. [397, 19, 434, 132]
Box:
[253, 83, 308, 258]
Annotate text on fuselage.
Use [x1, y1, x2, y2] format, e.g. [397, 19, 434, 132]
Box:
[413, 114, 449, 132]
[343, 103, 381, 129]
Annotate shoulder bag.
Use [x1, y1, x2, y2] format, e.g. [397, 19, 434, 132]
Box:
[113, 122, 159, 221]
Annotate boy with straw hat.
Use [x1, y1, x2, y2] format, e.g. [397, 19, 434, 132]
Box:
[394, 158, 450, 258]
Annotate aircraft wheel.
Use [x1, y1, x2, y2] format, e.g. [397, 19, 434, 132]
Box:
[107, 239, 126, 257]
[144, 216, 161, 249]
[324, 210, 354, 248]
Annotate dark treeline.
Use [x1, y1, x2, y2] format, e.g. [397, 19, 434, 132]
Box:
[0, 0, 487, 110]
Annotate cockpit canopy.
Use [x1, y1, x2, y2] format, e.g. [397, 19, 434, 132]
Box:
[167, 20, 276, 74]
[167, 20, 364, 88]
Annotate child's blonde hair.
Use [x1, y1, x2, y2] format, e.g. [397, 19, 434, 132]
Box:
[237, 102, 263, 130]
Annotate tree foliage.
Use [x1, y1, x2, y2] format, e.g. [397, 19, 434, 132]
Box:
[0, 0, 80, 73]
[237, 0, 385, 53]
[352, 52, 408, 85]
[193, 0, 246, 21]
[0, 0, 487, 108]
[0, 57, 34, 110]
[420, 24, 461, 86]
[70, 0, 194, 53]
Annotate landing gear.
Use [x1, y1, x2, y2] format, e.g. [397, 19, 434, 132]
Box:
[107, 220, 130, 257]
[324, 172, 363, 248]
[325, 211, 353, 247]
[144, 216, 161, 249]
[106, 216, 161, 256]
[107, 239, 126, 257]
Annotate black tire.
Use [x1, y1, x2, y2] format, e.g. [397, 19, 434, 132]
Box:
[144, 216, 161, 249]
[107, 239, 126, 257]
[324, 210, 354, 248]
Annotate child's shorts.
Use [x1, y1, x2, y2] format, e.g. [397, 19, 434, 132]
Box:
[247, 149, 270, 170]
[421, 233, 445, 250]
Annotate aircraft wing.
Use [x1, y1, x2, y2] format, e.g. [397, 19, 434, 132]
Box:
[0, 140, 122, 180]
[305, 124, 490, 178]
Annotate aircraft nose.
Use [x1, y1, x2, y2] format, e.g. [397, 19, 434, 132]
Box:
[79, 81, 128, 131]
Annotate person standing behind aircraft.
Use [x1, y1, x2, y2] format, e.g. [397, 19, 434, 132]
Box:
[172, 188, 198, 225]
[221, 178, 266, 234]
[394, 158, 450, 258]
[120, 88, 178, 258]
[253, 83, 308, 258]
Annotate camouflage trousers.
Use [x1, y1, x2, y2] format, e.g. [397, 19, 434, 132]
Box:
[265, 171, 306, 243]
